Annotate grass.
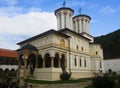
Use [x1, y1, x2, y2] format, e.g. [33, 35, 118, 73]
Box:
[24, 78, 90, 84]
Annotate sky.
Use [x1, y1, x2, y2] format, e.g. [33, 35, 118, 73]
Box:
[0, 0, 120, 50]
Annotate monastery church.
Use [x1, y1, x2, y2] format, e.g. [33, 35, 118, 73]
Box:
[17, 3, 104, 80]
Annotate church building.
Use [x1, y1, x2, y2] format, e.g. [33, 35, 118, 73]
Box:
[17, 4, 104, 80]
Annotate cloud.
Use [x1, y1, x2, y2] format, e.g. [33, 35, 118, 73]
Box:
[0, 12, 57, 35]
[0, 11, 57, 49]
[100, 5, 116, 15]
[0, 6, 22, 16]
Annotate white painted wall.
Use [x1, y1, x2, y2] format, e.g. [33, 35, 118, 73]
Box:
[104, 59, 120, 74]
[0, 65, 18, 71]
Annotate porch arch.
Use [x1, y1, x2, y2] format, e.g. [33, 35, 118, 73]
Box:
[45, 53, 51, 68]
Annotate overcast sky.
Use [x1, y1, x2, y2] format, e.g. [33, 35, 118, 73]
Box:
[0, 0, 120, 50]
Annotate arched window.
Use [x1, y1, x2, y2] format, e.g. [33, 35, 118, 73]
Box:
[81, 47, 84, 51]
[60, 39, 65, 46]
[84, 59, 86, 67]
[38, 55, 43, 68]
[96, 51, 98, 55]
[74, 58, 77, 66]
[4, 68, 9, 77]
[76, 45, 79, 50]
[79, 58, 82, 67]
[45, 53, 51, 68]
[0, 68, 4, 77]
[54, 53, 59, 68]
[10, 69, 16, 77]
[61, 54, 65, 68]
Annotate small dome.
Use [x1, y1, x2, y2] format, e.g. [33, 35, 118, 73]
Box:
[21, 44, 38, 51]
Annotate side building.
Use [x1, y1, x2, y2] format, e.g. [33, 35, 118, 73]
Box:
[0, 48, 18, 78]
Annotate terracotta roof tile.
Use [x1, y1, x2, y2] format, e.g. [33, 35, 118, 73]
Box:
[0, 48, 18, 58]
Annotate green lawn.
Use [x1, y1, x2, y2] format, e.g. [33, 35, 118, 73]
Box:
[24, 78, 90, 84]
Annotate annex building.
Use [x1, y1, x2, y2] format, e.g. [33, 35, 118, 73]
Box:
[0, 48, 18, 78]
[17, 5, 104, 80]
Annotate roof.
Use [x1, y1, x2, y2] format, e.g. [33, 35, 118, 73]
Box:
[17, 29, 70, 45]
[55, 7, 74, 15]
[73, 14, 91, 20]
[20, 44, 38, 51]
[58, 28, 91, 41]
[0, 48, 18, 58]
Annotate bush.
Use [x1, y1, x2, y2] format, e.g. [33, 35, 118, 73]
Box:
[60, 72, 71, 80]
[92, 77, 115, 88]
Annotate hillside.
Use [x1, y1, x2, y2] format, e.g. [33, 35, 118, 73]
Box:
[94, 29, 120, 59]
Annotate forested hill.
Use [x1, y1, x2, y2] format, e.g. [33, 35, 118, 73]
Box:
[94, 29, 120, 59]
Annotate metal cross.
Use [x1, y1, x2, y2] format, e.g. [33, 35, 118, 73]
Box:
[63, 0, 66, 7]
[78, 8, 82, 14]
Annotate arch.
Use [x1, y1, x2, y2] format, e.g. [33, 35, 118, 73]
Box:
[45, 53, 51, 68]
[61, 54, 65, 68]
[28, 53, 36, 75]
[10, 69, 16, 77]
[0, 68, 4, 78]
[54, 53, 59, 68]
[38, 55, 43, 68]
[4, 68, 10, 77]
[19, 54, 24, 65]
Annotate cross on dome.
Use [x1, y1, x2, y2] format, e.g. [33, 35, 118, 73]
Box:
[63, 0, 66, 7]
[78, 8, 82, 14]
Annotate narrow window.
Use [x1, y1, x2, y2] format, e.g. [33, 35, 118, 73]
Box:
[79, 58, 81, 67]
[81, 47, 84, 51]
[100, 61, 102, 68]
[77, 45, 79, 50]
[96, 51, 98, 55]
[75, 58, 77, 66]
[84, 59, 86, 67]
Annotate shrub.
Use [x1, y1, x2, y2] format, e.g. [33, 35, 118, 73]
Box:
[60, 72, 71, 80]
[92, 76, 115, 88]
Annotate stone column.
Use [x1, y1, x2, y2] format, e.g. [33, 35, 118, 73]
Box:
[83, 19, 85, 32]
[59, 58, 61, 68]
[43, 58, 45, 68]
[35, 54, 38, 69]
[51, 57, 54, 68]
[24, 58, 27, 79]
[79, 19, 82, 33]
[61, 12, 64, 29]
[75, 20, 78, 32]
[17, 57, 20, 79]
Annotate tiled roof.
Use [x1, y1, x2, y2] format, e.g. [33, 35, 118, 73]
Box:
[0, 48, 18, 58]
